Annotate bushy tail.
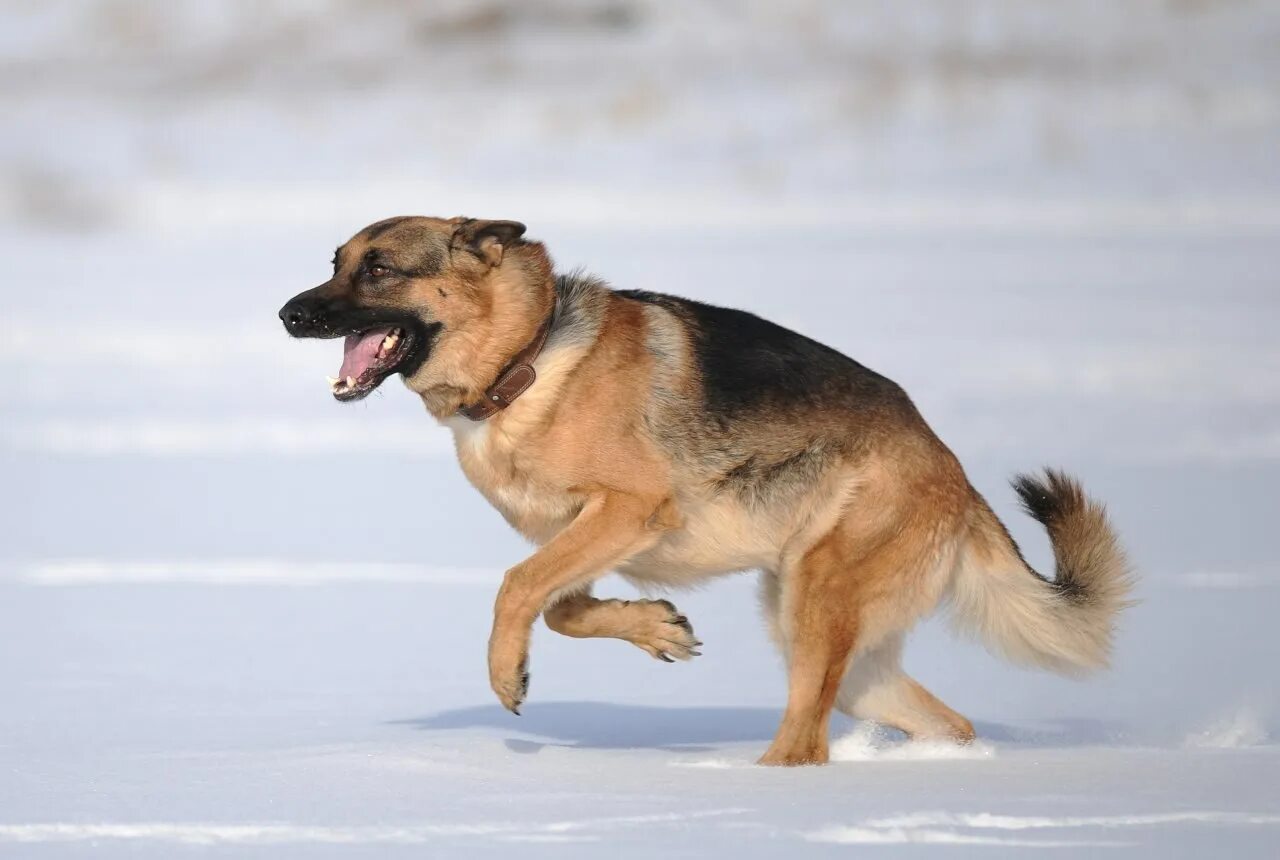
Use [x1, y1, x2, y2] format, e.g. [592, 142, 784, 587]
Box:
[948, 468, 1135, 676]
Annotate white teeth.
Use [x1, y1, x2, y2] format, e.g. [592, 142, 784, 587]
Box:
[328, 375, 360, 395]
[380, 332, 400, 356]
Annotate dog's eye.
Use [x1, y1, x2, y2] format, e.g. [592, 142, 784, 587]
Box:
[368, 265, 389, 278]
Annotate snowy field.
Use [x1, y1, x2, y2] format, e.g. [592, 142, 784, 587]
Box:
[2, 1, 1279, 857]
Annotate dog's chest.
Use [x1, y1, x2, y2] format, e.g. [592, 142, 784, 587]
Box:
[446, 416, 579, 542]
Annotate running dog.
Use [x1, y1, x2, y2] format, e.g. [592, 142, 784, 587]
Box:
[278, 216, 1133, 765]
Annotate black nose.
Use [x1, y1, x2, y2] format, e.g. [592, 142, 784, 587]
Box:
[279, 300, 312, 333]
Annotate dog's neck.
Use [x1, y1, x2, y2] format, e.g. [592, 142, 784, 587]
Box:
[412, 244, 557, 420]
[455, 303, 555, 421]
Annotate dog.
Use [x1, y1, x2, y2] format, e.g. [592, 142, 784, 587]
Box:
[279, 216, 1133, 765]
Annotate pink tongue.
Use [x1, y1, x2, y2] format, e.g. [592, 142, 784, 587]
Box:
[339, 327, 394, 381]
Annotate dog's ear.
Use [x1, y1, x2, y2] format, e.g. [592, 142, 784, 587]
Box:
[451, 219, 527, 268]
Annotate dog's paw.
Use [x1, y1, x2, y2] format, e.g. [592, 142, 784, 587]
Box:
[490, 653, 530, 715]
[627, 599, 703, 663]
[757, 745, 829, 767]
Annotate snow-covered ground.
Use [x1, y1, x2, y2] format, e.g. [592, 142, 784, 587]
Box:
[2, 1, 1279, 856]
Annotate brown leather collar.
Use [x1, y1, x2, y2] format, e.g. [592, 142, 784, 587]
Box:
[457, 307, 555, 421]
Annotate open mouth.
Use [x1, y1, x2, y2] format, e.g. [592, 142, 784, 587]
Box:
[327, 326, 417, 401]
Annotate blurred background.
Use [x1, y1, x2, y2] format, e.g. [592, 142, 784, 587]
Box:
[2, 0, 1279, 845]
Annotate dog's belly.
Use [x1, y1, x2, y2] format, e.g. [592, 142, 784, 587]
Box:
[619, 496, 781, 586]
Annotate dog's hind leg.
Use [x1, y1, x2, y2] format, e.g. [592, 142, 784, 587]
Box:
[758, 537, 860, 766]
[544, 590, 702, 662]
[759, 487, 963, 766]
[836, 633, 975, 743]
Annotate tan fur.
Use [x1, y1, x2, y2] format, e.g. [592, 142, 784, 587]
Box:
[837, 633, 976, 742]
[291, 216, 1134, 765]
[544, 592, 702, 662]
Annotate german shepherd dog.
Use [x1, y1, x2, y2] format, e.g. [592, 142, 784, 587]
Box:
[279, 216, 1133, 765]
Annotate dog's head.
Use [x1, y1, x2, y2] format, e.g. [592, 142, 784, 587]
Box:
[278, 215, 545, 403]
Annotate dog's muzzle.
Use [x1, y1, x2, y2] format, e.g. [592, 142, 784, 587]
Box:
[279, 284, 345, 338]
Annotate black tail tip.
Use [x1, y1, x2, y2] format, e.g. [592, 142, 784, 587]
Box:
[1011, 467, 1084, 526]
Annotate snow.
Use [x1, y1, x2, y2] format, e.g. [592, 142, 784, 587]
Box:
[807, 811, 1280, 848]
[830, 723, 997, 762]
[1185, 709, 1271, 751]
[3, 1, 1280, 857]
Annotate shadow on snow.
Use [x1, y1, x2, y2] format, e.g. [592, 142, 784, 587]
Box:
[390, 701, 1130, 752]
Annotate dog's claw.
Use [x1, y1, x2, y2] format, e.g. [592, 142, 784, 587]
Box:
[622, 599, 703, 662]
[492, 654, 530, 715]
[513, 665, 530, 712]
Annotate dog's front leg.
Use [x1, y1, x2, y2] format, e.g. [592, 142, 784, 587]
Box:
[488, 491, 665, 714]
[544, 592, 702, 662]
